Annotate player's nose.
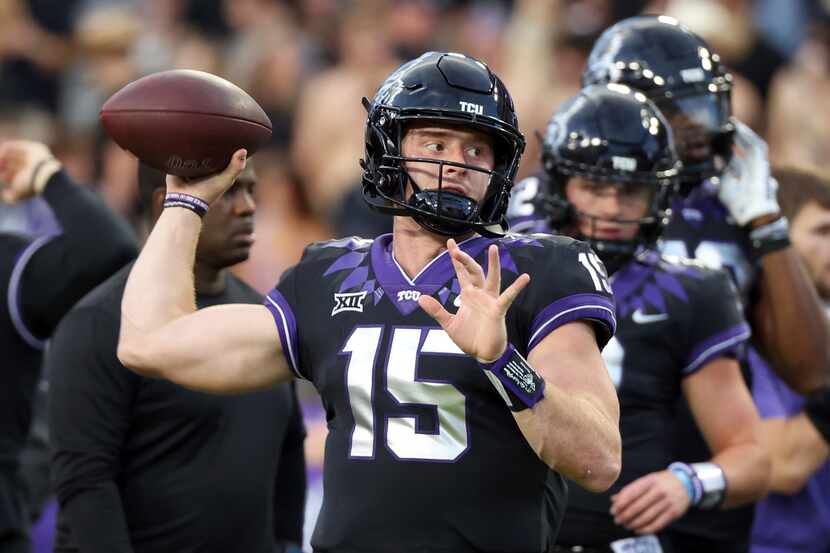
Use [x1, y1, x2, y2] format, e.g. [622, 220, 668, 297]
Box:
[233, 189, 256, 215]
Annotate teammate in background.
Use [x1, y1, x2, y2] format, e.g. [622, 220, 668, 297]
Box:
[509, 84, 768, 553]
[48, 163, 306, 553]
[749, 166, 830, 553]
[116, 52, 621, 553]
[0, 140, 137, 553]
[510, 16, 828, 553]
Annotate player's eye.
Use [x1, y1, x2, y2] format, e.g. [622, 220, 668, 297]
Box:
[425, 142, 444, 153]
[466, 146, 482, 157]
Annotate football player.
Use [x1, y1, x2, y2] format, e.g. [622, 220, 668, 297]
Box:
[510, 84, 769, 553]
[115, 52, 622, 553]
[510, 16, 829, 553]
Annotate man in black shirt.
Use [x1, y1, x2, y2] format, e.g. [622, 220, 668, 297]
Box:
[47, 163, 306, 553]
[0, 140, 138, 553]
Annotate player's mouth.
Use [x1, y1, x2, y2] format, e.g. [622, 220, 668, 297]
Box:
[231, 225, 255, 245]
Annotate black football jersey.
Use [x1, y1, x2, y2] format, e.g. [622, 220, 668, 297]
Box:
[557, 251, 750, 545]
[264, 233, 616, 553]
[507, 174, 762, 547]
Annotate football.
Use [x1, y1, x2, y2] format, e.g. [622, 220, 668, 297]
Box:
[100, 69, 272, 178]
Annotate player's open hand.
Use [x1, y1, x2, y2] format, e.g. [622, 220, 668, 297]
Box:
[165, 148, 247, 205]
[418, 239, 530, 363]
[0, 140, 61, 203]
[610, 469, 691, 535]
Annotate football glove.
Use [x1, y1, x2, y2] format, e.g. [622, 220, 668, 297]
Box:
[716, 120, 781, 227]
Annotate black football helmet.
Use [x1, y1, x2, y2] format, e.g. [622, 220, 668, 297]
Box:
[360, 51, 525, 237]
[540, 83, 680, 273]
[582, 15, 734, 192]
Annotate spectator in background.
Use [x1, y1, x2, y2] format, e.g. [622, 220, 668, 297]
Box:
[291, 1, 399, 221]
[767, 6, 830, 168]
[0, 139, 137, 553]
[749, 165, 830, 553]
[48, 163, 306, 553]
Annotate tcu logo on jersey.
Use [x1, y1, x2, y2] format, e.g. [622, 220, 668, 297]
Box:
[396, 290, 422, 302]
[459, 101, 483, 115]
[332, 291, 368, 316]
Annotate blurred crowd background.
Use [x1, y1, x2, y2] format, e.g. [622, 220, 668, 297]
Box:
[2, 0, 829, 550]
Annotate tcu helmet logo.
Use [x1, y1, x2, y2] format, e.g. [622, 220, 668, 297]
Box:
[332, 291, 368, 316]
[396, 290, 421, 302]
[459, 101, 483, 115]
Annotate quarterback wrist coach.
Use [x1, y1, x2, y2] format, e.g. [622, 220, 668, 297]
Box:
[478, 343, 545, 412]
[805, 385, 830, 446]
[163, 192, 209, 218]
[668, 462, 727, 509]
[748, 216, 790, 262]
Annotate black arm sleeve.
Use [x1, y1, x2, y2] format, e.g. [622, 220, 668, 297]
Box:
[272, 383, 307, 545]
[48, 306, 137, 553]
[18, 171, 137, 339]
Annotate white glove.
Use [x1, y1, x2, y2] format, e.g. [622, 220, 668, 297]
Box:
[716, 120, 780, 226]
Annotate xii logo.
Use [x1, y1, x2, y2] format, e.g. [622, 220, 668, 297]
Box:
[332, 291, 368, 316]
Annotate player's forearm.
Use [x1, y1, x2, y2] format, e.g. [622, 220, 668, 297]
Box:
[517, 386, 621, 492]
[119, 208, 201, 372]
[763, 415, 830, 495]
[754, 249, 830, 393]
[710, 440, 770, 508]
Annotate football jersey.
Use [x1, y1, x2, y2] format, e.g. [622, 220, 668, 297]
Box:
[264, 233, 616, 553]
[557, 251, 750, 546]
[507, 175, 755, 547]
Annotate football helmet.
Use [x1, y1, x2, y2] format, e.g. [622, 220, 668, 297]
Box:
[582, 15, 734, 192]
[360, 51, 525, 237]
[540, 83, 680, 272]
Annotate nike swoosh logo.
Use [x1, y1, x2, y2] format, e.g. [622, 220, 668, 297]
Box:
[631, 308, 669, 324]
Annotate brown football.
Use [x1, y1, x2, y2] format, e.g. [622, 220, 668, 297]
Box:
[100, 69, 272, 178]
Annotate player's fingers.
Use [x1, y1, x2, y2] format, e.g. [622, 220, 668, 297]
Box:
[451, 245, 485, 288]
[610, 475, 654, 514]
[614, 488, 661, 527]
[621, 497, 667, 532]
[418, 295, 453, 328]
[485, 245, 501, 295]
[224, 148, 248, 176]
[447, 241, 472, 288]
[497, 273, 530, 311]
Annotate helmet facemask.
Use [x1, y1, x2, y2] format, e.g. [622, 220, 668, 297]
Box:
[362, 103, 523, 237]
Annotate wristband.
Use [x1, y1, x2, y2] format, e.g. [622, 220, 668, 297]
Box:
[804, 386, 830, 446]
[667, 462, 703, 505]
[748, 216, 790, 261]
[164, 192, 209, 218]
[30, 157, 61, 194]
[668, 464, 696, 503]
[479, 343, 545, 412]
[668, 461, 726, 509]
[690, 462, 727, 509]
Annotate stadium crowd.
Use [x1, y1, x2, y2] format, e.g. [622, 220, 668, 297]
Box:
[1, 0, 829, 552]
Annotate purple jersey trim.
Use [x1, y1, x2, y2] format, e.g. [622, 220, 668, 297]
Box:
[264, 289, 303, 379]
[528, 293, 617, 352]
[683, 322, 751, 375]
[8, 234, 54, 350]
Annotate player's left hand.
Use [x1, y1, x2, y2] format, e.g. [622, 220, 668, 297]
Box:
[716, 120, 780, 227]
[418, 239, 530, 363]
[610, 470, 691, 535]
[0, 140, 62, 203]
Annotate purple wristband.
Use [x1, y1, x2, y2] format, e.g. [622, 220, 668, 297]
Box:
[479, 343, 546, 412]
[164, 192, 209, 218]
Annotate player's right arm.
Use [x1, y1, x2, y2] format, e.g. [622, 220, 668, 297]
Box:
[760, 413, 829, 494]
[117, 150, 293, 393]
